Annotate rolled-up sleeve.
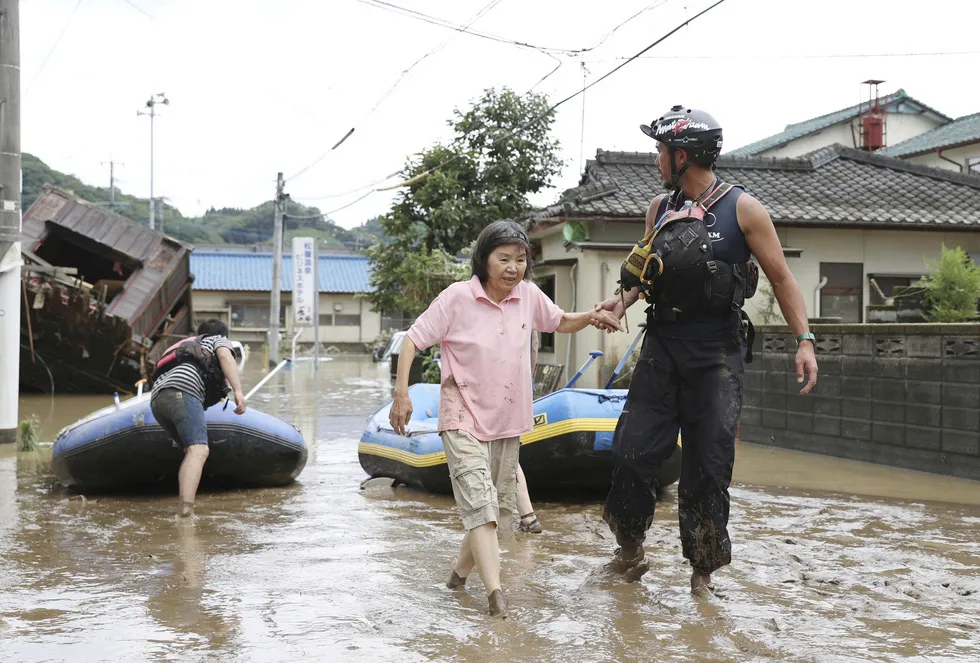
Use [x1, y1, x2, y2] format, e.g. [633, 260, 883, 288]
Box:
[531, 283, 563, 333]
[407, 292, 452, 351]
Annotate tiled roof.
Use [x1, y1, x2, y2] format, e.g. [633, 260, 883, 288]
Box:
[727, 89, 951, 157]
[531, 146, 980, 229]
[881, 112, 980, 157]
[190, 251, 374, 292]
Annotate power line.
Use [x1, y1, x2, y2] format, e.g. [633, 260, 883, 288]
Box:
[285, 0, 506, 185]
[548, 0, 728, 110]
[295, 0, 697, 209]
[586, 0, 671, 51]
[291, 45, 563, 205]
[354, 0, 583, 55]
[292, 171, 402, 202]
[120, 0, 154, 20]
[526, 50, 564, 93]
[287, 0, 671, 188]
[283, 128, 356, 184]
[324, 191, 376, 217]
[356, 0, 672, 57]
[372, 0, 732, 197]
[363, 0, 505, 121]
[588, 50, 980, 62]
[25, 0, 84, 93]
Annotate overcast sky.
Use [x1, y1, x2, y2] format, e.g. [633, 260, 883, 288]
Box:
[18, 0, 980, 230]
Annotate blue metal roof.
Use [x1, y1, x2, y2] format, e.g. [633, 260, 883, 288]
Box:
[727, 89, 952, 157]
[881, 112, 980, 157]
[190, 251, 374, 293]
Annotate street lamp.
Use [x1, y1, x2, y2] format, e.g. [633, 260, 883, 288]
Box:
[137, 93, 169, 230]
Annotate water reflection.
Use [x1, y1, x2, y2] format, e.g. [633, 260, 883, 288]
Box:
[134, 515, 240, 657]
[0, 446, 17, 569]
[1, 358, 978, 663]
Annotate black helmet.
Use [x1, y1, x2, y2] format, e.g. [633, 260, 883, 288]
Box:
[640, 105, 724, 167]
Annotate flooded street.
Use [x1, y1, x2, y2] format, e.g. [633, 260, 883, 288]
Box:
[2, 358, 979, 663]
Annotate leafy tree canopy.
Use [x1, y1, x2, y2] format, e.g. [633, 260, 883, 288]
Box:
[364, 87, 563, 318]
[919, 244, 980, 322]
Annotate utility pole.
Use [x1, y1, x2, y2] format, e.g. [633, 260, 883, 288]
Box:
[101, 159, 124, 208]
[93, 160, 130, 213]
[268, 172, 285, 366]
[0, 0, 22, 443]
[138, 93, 168, 230]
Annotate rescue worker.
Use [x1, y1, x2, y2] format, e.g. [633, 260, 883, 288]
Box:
[150, 319, 247, 517]
[591, 106, 818, 593]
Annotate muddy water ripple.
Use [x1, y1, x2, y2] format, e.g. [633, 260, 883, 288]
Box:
[1, 359, 978, 662]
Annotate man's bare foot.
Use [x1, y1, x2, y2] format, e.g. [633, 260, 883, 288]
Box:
[179, 501, 195, 518]
[691, 570, 712, 595]
[603, 544, 650, 582]
[623, 557, 651, 583]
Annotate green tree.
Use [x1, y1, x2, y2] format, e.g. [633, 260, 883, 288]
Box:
[21, 152, 186, 236]
[919, 244, 980, 322]
[355, 215, 389, 243]
[365, 87, 563, 316]
[364, 244, 470, 317]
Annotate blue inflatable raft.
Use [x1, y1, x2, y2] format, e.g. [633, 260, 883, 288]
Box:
[52, 394, 308, 493]
[358, 383, 682, 497]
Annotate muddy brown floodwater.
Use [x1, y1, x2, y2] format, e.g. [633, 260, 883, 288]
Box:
[2, 358, 979, 663]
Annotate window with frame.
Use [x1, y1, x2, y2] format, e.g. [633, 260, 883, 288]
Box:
[868, 275, 922, 305]
[334, 314, 361, 326]
[535, 275, 557, 352]
[318, 314, 333, 326]
[230, 304, 285, 328]
[820, 263, 863, 322]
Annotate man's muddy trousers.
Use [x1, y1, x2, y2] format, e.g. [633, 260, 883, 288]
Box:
[602, 326, 744, 575]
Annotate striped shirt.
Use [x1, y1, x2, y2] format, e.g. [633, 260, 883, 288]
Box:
[151, 335, 233, 403]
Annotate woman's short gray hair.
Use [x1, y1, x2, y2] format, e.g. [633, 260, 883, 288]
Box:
[471, 220, 533, 283]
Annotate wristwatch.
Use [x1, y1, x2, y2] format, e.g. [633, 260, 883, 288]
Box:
[796, 332, 816, 347]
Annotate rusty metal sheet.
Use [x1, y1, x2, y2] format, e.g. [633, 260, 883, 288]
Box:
[23, 188, 186, 262]
[21, 186, 191, 328]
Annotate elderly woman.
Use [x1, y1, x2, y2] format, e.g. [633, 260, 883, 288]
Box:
[390, 220, 621, 618]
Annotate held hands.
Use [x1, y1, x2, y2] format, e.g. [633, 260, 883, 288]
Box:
[590, 298, 626, 333]
[389, 389, 413, 436]
[233, 389, 247, 415]
[796, 342, 818, 395]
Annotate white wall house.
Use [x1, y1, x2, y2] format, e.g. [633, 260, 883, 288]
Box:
[728, 88, 951, 159]
[882, 112, 980, 175]
[188, 251, 382, 351]
[528, 148, 980, 389]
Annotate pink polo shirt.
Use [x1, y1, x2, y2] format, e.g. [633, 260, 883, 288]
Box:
[407, 276, 564, 442]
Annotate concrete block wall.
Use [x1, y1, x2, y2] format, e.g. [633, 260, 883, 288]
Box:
[741, 323, 980, 482]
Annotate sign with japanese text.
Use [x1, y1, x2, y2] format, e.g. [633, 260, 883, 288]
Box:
[292, 237, 316, 327]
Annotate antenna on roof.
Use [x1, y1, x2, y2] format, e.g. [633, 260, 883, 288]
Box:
[857, 79, 887, 151]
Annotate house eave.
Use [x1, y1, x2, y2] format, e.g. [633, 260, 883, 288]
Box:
[773, 219, 979, 232]
[889, 138, 980, 159]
